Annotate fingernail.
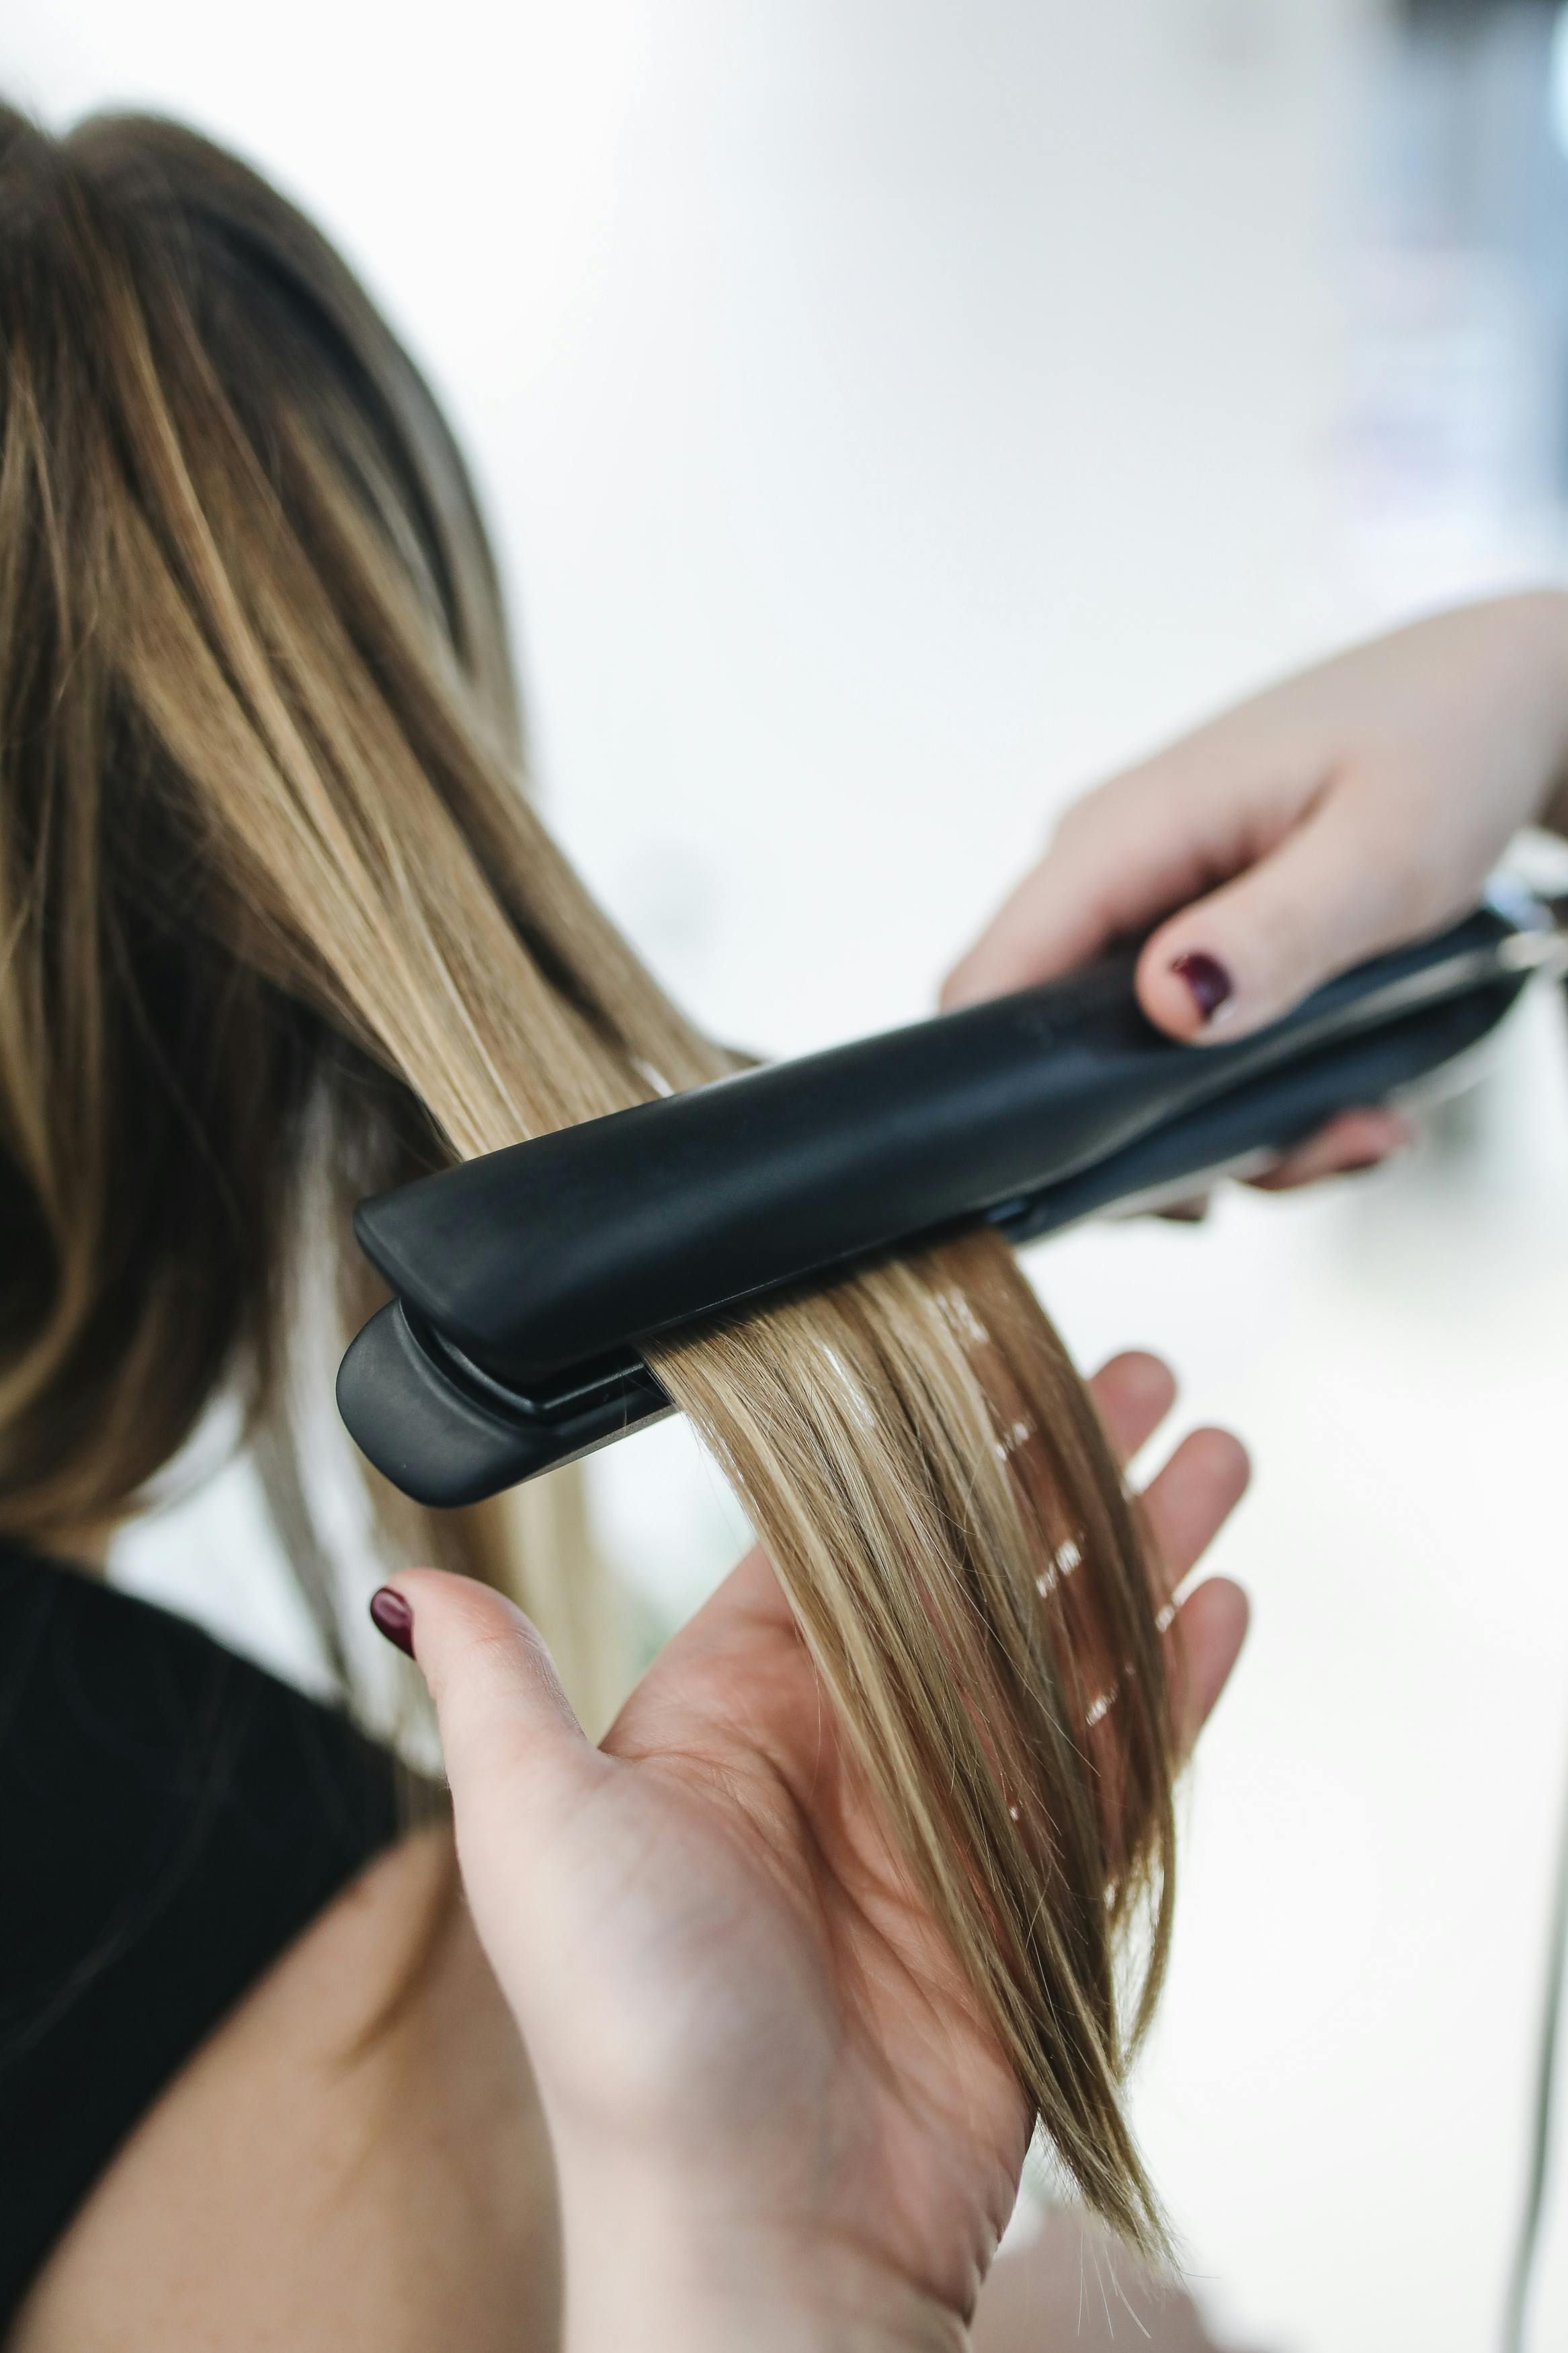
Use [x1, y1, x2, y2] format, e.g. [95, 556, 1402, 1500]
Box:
[369, 1585, 415, 1657]
[1171, 951, 1234, 1025]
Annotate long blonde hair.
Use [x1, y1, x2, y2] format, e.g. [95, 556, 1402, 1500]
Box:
[0, 109, 1179, 2253]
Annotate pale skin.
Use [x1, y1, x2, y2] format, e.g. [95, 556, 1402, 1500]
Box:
[12, 1355, 1248, 2353]
[945, 590, 1568, 1187]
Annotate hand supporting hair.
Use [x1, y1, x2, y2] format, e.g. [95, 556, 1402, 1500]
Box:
[375, 1354, 1248, 2353]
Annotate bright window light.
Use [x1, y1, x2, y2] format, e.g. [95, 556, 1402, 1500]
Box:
[1551, 1, 1568, 161]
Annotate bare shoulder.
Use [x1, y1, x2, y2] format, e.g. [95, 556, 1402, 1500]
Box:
[9, 1827, 558, 2353]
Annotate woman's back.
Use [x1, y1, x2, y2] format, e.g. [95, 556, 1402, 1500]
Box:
[0, 1541, 549, 2346]
[13, 1811, 552, 2348]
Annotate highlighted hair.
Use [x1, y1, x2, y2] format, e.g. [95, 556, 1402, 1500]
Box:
[0, 110, 1178, 2251]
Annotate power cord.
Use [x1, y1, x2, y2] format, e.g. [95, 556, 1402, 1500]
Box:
[1501, 1688, 1568, 2348]
[1494, 941, 1568, 2352]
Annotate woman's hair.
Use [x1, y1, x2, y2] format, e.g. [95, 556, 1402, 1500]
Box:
[0, 110, 1180, 2252]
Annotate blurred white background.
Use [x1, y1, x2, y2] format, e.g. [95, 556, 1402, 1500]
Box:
[10, 1, 1568, 2344]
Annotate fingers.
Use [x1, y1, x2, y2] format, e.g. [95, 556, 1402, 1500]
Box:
[940, 857, 1107, 1009]
[1087, 1350, 1177, 1467]
[1135, 772, 1454, 1041]
[942, 777, 1232, 1010]
[1165, 1577, 1250, 1759]
[1153, 1192, 1212, 1224]
[385, 1568, 598, 1817]
[1081, 1378, 1253, 1756]
[1132, 1425, 1251, 1762]
[1248, 1104, 1413, 1191]
[1137, 1426, 1250, 1604]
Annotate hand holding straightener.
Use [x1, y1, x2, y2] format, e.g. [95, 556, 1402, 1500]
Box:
[946, 590, 1568, 1186]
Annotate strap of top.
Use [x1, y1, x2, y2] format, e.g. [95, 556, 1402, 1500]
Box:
[0, 1543, 408, 2320]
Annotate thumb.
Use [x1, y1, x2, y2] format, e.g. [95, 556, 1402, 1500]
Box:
[376, 1569, 599, 1829]
[1136, 774, 1446, 1041]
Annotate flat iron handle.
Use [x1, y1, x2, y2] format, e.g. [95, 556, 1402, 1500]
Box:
[352, 899, 1541, 1392]
[995, 971, 1518, 1243]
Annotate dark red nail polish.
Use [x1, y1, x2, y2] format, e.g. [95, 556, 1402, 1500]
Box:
[370, 1585, 415, 1657]
[1171, 951, 1234, 1024]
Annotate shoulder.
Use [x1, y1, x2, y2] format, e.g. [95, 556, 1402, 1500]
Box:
[9, 1825, 556, 2352]
[0, 1545, 408, 2301]
[0, 1549, 551, 2350]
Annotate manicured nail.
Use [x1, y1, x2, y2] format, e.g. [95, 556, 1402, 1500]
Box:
[1171, 951, 1234, 1025]
[369, 1585, 415, 1657]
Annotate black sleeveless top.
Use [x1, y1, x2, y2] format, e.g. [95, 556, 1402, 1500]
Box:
[0, 1542, 407, 2323]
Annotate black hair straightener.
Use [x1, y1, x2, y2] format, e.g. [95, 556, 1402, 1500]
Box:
[336, 887, 1566, 1510]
